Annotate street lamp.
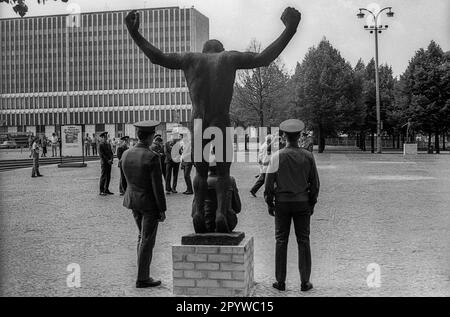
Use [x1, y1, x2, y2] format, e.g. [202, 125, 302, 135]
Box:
[357, 7, 395, 154]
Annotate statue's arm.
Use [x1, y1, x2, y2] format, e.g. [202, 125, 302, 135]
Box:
[125, 10, 185, 70]
[229, 7, 301, 69]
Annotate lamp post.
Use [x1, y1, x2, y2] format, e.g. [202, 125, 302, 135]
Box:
[357, 7, 394, 154]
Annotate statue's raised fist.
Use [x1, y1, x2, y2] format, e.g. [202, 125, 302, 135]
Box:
[281, 7, 301, 31]
[125, 10, 140, 33]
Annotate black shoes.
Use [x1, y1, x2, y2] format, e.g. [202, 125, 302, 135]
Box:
[183, 191, 193, 195]
[171, 189, 178, 194]
[99, 192, 107, 196]
[272, 282, 286, 291]
[272, 281, 313, 292]
[105, 191, 114, 195]
[301, 282, 313, 292]
[136, 278, 162, 288]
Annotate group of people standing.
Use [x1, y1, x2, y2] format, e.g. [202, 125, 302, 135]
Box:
[29, 132, 60, 178]
[97, 131, 194, 198]
[83, 134, 99, 157]
[97, 131, 131, 196]
[150, 134, 193, 195]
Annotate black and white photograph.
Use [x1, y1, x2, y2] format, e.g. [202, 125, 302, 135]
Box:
[0, 0, 449, 302]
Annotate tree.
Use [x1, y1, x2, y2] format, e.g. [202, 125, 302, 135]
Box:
[230, 40, 290, 129]
[0, 0, 68, 17]
[396, 41, 449, 153]
[290, 38, 362, 153]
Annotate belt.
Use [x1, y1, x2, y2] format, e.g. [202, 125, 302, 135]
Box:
[128, 186, 150, 193]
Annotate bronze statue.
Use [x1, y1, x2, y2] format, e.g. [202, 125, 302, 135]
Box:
[402, 119, 416, 144]
[125, 7, 301, 233]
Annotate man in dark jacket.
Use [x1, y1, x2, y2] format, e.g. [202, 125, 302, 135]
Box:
[117, 136, 130, 196]
[150, 135, 166, 180]
[265, 119, 320, 293]
[121, 120, 167, 288]
[164, 136, 181, 194]
[98, 131, 114, 196]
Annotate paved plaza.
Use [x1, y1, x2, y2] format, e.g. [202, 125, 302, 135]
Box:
[0, 152, 449, 297]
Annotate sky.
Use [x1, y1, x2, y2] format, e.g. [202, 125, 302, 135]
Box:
[0, 0, 449, 77]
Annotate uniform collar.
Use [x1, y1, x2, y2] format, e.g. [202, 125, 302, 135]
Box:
[136, 141, 150, 148]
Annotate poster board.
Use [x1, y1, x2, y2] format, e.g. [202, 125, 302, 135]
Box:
[61, 125, 83, 157]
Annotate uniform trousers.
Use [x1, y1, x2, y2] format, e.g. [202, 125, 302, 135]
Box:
[275, 201, 312, 285]
[132, 210, 159, 282]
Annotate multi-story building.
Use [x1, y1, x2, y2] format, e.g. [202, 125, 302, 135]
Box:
[0, 6, 209, 139]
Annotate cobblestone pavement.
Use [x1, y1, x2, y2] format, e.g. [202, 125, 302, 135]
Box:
[0, 153, 449, 297]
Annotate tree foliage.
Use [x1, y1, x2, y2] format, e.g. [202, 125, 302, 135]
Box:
[289, 38, 363, 152]
[396, 41, 450, 152]
[0, 0, 68, 17]
[230, 40, 290, 129]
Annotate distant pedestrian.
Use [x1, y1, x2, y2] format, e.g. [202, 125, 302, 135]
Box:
[117, 136, 130, 196]
[250, 135, 272, 197]
[164, 135, 181, 194]
[31, 137, 43, 178]
[111, 137, 117, 154]
[91, 135, 98, 156]
[84, 133, 92, 156]
[301, 132, 314, 153]
[98, 131, 114, 196]
[28, 135, 34, 158]
[41, 137, 48, 158]
[150, 135, 166, 180]
[180, 135, 193, 195]
[265, 119, 320, 293]
[51, 133, 58, 157]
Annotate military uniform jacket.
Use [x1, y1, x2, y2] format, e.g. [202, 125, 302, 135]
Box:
[98, 141, 114, 162]
[116, 144, 129, 167]
[121, 142, 167, 213]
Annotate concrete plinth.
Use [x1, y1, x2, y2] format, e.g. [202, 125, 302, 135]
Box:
[172, 237, 254, 297]
[404, 143, 418, 155]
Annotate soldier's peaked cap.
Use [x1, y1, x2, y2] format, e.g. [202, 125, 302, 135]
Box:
[280, 119, 305, 133]
[134, 120, 160, 132]
[120, 136, 130, 141]
[99, 131, 108, 137]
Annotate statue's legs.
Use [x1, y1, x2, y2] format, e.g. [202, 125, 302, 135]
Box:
[215, 162, 232, 233]
[192, 162, 209, 233]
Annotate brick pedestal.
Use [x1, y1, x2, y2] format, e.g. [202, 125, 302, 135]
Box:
[172, 237, 254, 296]
[404, 143, 418, 155]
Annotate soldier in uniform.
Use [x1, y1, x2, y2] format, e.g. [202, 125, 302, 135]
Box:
[117, 136, 130, 196]
[98, 131, 114, 196]
[121, 120, 167, 288]
[265, 119, 320, 292]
